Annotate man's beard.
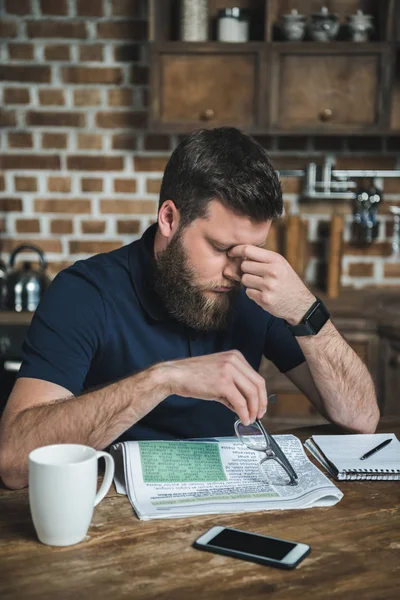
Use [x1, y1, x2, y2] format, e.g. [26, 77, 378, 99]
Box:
[153, 229, 240, 332]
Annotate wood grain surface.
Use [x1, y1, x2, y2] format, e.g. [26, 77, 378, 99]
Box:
[0, 420, 399, 600]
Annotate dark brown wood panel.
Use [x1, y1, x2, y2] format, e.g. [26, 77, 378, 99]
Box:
[270, 50, 381, 131]
[159, 53, 257, 127]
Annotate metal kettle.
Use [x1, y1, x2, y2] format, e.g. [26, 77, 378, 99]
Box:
[5, 244, 51, 312]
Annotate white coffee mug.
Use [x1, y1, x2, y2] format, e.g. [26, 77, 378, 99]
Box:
[29, 444, 115, 546]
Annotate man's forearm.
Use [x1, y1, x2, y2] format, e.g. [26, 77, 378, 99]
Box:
[298, 321, 379, 433]
[0, 363, 169, 489]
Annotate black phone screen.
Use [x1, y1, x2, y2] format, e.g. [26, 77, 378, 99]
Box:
[207, 529, 296, 561]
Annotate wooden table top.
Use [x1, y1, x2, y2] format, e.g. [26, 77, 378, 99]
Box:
[1, 419, 399, 600]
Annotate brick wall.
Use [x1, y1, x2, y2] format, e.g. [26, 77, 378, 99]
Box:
[1, 0, 400, 288]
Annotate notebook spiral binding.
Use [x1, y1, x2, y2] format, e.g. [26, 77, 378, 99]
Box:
[340, 468, 400, 481]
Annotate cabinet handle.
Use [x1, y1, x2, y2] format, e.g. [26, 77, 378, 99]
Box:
[319, 108, 333, 122]
[200, 109, 215, 121]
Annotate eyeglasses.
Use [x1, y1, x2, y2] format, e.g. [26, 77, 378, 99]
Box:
[234, 417, 298, 486]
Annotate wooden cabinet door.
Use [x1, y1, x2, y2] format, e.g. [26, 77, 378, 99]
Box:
[269, 44, 389, 133]
[150, 43, 266, 132]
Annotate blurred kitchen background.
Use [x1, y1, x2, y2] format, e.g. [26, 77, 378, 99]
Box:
[1, 0, 400, 428]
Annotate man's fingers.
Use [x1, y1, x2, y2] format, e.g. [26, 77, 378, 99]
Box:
[228, 245, 277, 263]
[230, 352, 268, 418]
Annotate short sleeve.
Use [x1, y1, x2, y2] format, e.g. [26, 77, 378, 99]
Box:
[17, 265, 107, 396]
[263, 317, 305, 373]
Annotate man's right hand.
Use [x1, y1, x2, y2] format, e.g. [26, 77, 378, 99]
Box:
[164, 350, 268, 425]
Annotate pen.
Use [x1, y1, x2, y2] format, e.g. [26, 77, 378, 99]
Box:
[360, 438, 392, 460]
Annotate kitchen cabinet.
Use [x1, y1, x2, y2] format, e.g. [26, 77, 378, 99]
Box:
[148, 0, 397, 135]
[269, 44, 390, 133]
[149, 43, 267, 132]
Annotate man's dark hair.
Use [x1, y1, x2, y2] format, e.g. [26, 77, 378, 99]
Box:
[159, 127, 283, 229]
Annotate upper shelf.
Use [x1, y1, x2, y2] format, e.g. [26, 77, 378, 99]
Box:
[148, 0, 397, 44]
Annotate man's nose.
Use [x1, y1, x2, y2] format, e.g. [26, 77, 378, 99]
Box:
[223, 256, 242, 283]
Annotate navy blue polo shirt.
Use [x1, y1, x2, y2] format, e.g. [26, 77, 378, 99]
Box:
[18, 223, 305, 442]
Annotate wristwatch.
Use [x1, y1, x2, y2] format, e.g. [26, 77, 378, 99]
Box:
[285, 297, 330, 337]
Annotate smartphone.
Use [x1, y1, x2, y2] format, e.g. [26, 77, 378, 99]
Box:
[193, 526, 311, 569]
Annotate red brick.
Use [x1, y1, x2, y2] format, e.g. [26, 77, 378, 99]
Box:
[16, 219, 41, 234]
[117, 220, 141, 234]
[144, 135, 171, 151]
[3, 88, 30, 104]
[0, 198, 23, 211]
[134, 156, 168, 172]
[0, 109, 17, 127]
[73, 89, 101, 106]
[8, 132, 33, 148]
[130, 65, 148, 84]
[40, 0, 68, 15]
[81, 178, 103, 192]
[335, 156, 397, 170]
[108, 88, 133, 107]
[81, 220, 106, 234]
[344, 242, 392, 257]
[0, 155, 60, 170]
[47, 261, 73, 277]
[14, 176, 37, 192]
[100, 199, 156, 214]
[27, 111, 85, 127]
[50, 219, 74, 234]
[77, 134, 102, 150]
[62, 67, 122, 85]
[38, 89, 65, 106]
[79, 44, 104, 62]
[146, 179, 162, 194]
[114, 44, 140, 62]
[111, 0, 142, 17]
[97, 20, 147, 40]
[42, 133, 67, 149]
[112, 133, 137, 150]
[114, 179, 137, 193]
[44, 44, 71, 61]
[76, 0, 104, 17]
[347, 263, 374, 277]
[8, 43, 34, 60]
[35, 199, 91, 214]
[5, 0, 31, 14]
[1, 238, 62, 253]
[0, 65, 50, 82]
[67, 156, 124, 171]
[96, 111, 147, 128]
[27, 21, 87, 38]
[47, 176, 71, 193]
[0, 21, 18, 37]
[384, 263, 400, 278]
[69, 240, 122, 254]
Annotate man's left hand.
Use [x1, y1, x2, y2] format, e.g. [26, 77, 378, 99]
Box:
[228, 245, 315, 325]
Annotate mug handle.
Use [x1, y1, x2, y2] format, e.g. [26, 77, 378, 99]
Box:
[94, 451, 115, 507]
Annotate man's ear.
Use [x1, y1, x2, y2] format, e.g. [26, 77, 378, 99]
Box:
[157, 200, 180, 240]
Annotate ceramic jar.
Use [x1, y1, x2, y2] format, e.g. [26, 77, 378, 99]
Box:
[180, 0, 208, 41]
[281, 9, 306, 41]
[308, 6, 339, 42]
[347, 9, 373, 42]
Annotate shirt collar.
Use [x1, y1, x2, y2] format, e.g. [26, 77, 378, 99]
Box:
[128, 223, 171, 322]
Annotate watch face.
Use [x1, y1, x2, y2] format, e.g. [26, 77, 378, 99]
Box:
[308, 304, 329, 332]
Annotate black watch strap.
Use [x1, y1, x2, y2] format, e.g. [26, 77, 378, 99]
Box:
[285, 297, 330, 337]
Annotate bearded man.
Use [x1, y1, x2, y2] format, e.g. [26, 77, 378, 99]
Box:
[0, 127, 379, 489]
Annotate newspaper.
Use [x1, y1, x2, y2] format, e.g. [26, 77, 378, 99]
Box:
[111, 435, 343, 520]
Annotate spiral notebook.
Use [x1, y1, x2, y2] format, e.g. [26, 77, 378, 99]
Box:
[304, 433, 400, 481]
